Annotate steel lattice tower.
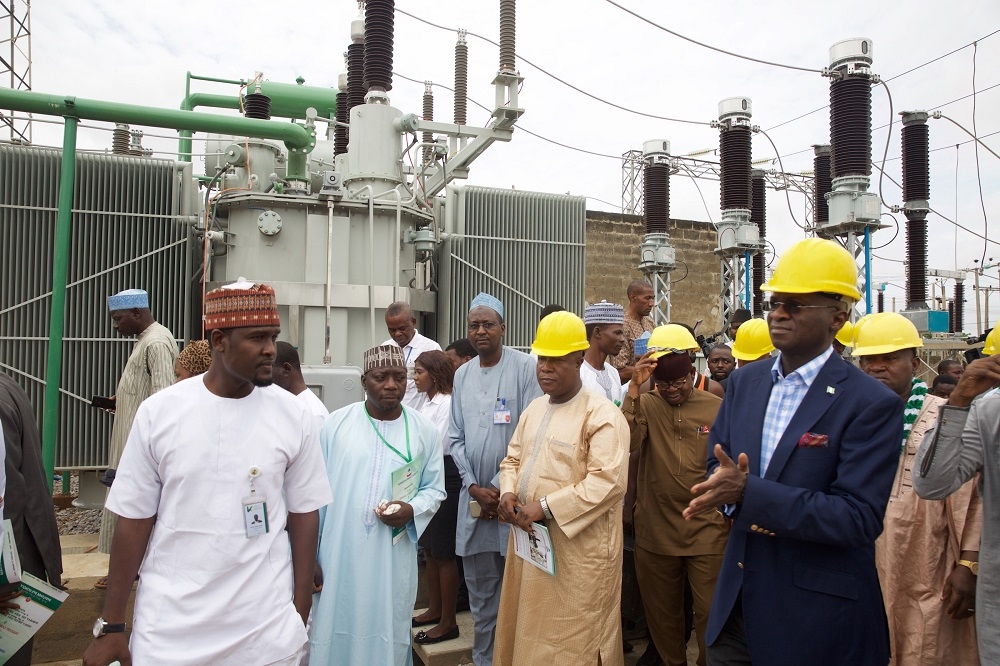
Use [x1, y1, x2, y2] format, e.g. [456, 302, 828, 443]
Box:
[0, 0, 31, 143]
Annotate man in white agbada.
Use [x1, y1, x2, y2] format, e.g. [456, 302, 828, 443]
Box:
[310, 345, 446, 665]
[83, 280, 333, 666]
[581, 300, 626, 405]
[272, 341, 329, 430]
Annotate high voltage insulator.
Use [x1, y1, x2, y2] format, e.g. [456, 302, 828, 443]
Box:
[422, 82, 434, 165]
[751, 171, 766, 316]
[243, 93, 271, 120]
[499, 0, 516, 73]
[954, 282, 964, 332]
[829, 76, 872, 178]
[813, 144, 831, 225]
[364, 0, 395, 93]
[901, 111, 930, 309]
[643, 163, 669, 234]
[334, 91, 348, 155]
[347, 43, 365, 111]
[902, 117, 930, 202]
[720, 125, 751, 210]
[454, 32, 468, 126]
[112, 124, 130, 155]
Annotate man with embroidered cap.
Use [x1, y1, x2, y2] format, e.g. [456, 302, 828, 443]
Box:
[450, 291, 542, 666]
[83, 279, 333, 666]
[494, 310, 630, 665]
[623, 343, 726, 666]
[381, 301, 443, 410]
[97, 288, 177, 561]
[581, 300, 626, 405]
[852, 312, 981, 665]
[684, 238, 904, 666]
[309, 344, 445, 665]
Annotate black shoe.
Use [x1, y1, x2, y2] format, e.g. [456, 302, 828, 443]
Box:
[636, 641, 663, 666]
[414, 627, 460, 644]
[623, 639, 634, 654]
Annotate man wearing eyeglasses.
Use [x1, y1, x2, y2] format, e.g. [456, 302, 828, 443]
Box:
[449, 292, 542, 666]
[685, 238, 903, 666]
[623, 348, 727, 666]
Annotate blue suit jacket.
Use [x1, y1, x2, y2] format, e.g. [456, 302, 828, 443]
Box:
[706, 353, 903, 666]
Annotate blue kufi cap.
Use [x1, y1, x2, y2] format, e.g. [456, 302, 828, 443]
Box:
[469, 292, 504, 318]
[107, 289, 149, 311]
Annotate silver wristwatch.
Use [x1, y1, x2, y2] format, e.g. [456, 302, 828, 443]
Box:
[540, 496, 554, 520]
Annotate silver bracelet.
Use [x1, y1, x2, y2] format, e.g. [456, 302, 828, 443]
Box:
[540, 496, 554, 520]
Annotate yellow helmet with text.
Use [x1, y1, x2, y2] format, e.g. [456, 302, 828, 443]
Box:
[531, 311, 590, 357]
[761, 238, 862, 301]
[851, 312, 923, 356]
[646, 324, 700, 359]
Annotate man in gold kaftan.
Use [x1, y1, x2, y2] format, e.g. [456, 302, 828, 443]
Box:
[495, 311, 630, 666]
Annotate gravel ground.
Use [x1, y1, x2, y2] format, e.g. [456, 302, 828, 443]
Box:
[55, 472, 102, 536]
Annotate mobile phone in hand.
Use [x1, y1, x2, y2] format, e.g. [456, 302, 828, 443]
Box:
[469, 500, 482, 518]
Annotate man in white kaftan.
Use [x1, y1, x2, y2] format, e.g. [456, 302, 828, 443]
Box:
[310, 345, 445, 666]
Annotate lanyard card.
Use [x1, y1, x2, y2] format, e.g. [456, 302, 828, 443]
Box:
[242, 495, 269, 538]
[493, 397, 511, 425]
[389, 454, 424, 544]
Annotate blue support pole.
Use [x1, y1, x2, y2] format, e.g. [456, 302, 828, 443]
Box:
[744, 251, 752, 309]
[864, 227, 873, 314]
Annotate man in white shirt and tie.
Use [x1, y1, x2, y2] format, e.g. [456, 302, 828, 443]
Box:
[382, 301, 441, 410]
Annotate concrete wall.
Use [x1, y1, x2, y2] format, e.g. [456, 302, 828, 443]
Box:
[585, 210, 723, 335]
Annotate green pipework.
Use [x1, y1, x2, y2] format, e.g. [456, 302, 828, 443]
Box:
[178, 93, 241, 162]
[42, 117, 78, 494]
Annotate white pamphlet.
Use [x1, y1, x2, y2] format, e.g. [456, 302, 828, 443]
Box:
[513, 522, 556, 576]
[0, 572, 69, 659]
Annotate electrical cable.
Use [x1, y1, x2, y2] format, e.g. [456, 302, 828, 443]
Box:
[681, 168, 714, 224]
[883, 128, 1000, 162]
[394, 7, 710, 126]
[872, 213, 900, 250]
[873, 253, 905, 264]
[935, 115, 1000, 162]
[972, 42, 989, 269]
[876, 80, 894, 209]
[755, 128, 807, 230]
[764, 29, 1000, 131]
[602, 0, 823, 73]
[670, 260, 690, 284]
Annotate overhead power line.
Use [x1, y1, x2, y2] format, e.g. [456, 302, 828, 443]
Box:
[395, 7, 710, 126]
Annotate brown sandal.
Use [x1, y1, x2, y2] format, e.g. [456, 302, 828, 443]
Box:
[94, 576, 109, 590]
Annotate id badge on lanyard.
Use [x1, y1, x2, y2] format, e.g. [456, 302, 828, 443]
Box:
[242, 465, 269, 539]
[494, 397, 511, 425]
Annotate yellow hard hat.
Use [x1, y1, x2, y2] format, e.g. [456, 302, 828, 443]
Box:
[646, 324, 699, 359]
[835, 320, 854, 348]
[731, 319, 775, 361]
[531, 311, 590, 357]
[762, 238, 862, 301]
[852, 314, 872, 347]
[851, 312, 923, 356]
[983, 327, 999, 356]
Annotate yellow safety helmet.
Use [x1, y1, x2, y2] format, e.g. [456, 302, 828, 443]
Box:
[835, 320, 854, 348]
[731, 319, 775, 361]
[761, 238, 862, 301]
[531, 311, 590, 357]
[852, 314, 872, 347]
[646, 324, 700, 359]
[983, 327, 999, 356]
[851, 312, 923, 356]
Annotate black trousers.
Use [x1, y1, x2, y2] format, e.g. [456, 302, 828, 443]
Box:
[705, 594, 752, 666]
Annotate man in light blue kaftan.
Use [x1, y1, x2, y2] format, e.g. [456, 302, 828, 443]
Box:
[309, 345, 445, 666]
[449, 293, 542, 665]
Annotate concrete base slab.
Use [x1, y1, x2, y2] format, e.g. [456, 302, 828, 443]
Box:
[411, 608, 474, 666]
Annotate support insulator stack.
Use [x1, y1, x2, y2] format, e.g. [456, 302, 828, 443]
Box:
[813, 145, 831, 225]
[243, 93, 272, 120]
[334, 91, 349, 155]
[347, 42, 366, 111]
[112, 123, 130, 155]
[719, 126, 751, 210]
[364, 0, 394, 93]
[901, 112, 930, 309]
[954, 282, 965, 332]
[643, 163, 669, 234]
[499, 0, 516, 73]
[454, 32, 468, 125]
[422, 83, 434, 165]
[751, 171, 766, 316]
[877, 290, 885, 313]
[829, 76, 872, 179]
[949, 300, 956, 333]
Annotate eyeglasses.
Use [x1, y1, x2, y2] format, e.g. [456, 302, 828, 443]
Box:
[654, 377, 689, 390]
[467, 321, 499, 332]
[762, 299, 842, 315]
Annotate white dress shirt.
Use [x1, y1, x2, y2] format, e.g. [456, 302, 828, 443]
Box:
[380, 330, 442, 410]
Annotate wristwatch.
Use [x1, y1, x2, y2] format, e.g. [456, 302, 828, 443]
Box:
[958, 559, 979, 576]
[93, 617, 127, 638]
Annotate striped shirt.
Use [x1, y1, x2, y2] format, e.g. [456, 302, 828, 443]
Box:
[760, 347, 833, 476]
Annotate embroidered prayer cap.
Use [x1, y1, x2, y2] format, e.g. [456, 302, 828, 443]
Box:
[469, 292, 504, 319]
[204, 277, 280, 330]
[363, 345, 406, 373]
[177, 340, 212, 375]
[584, 300, 624, 325]
[652, 351, 694, 383]
[107, 289, 149, 311]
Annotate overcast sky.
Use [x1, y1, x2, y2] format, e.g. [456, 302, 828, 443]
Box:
[21, 0, 1000, 333]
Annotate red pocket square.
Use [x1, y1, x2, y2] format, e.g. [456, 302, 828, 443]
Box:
[797, 432, 829, 448]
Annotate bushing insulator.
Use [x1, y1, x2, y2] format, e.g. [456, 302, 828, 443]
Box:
[720, 125, 751, 210]
[905, 216, 928, 307]
[422, 88, 434, 164]
[334, 91, 349, 156]
[499, 0, 516, 72]
[347, 42, 366, 111]
[829, 75, 872, 178]
[243, 93, 271, 120]
[112, 124, 130, 155]
[364, 0, 395, 92]
[954, 282, 965, 332]
[877, 289, 885, 313]
[454, 40, 468, 125]
[813, 146, 832, 224]
[643, 163, 670, 234]
[902, 121, 930, 202]
[751, 171, 766, 316]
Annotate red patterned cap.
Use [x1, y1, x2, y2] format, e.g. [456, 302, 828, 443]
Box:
[204, 278, 280, 330]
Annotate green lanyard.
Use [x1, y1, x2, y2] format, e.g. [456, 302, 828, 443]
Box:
[365, 407, 412, 463]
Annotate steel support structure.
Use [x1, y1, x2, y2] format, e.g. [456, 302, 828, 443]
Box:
[622, 149, 644, 215]
[0, 0, 31, 143]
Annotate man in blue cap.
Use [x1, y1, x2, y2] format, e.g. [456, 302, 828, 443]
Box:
[450, 292, 542, 666]
[96, 289, 177, 564]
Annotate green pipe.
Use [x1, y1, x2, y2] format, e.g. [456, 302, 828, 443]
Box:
[178, 93, 241, 162]
[188, 73, 245, 87]
[42, 117, 78, 494]
[0, 88, 316, 170]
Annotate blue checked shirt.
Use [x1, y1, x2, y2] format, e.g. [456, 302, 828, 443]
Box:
[759, 347, 834, 476]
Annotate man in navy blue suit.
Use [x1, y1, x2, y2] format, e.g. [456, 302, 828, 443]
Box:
[683, 238, 904, 666]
